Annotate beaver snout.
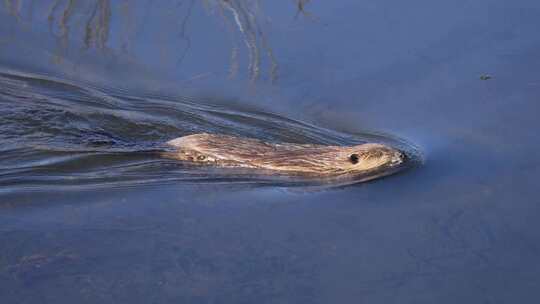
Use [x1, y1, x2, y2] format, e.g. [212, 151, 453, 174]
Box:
[390, 150, 407, 165]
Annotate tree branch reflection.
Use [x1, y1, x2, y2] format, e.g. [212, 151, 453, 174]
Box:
[2, 0, 314, 84]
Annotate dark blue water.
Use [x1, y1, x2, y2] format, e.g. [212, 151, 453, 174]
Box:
[1, 1, 540, 303]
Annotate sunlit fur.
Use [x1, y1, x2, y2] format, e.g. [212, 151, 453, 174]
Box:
[163, 133, 404, 176]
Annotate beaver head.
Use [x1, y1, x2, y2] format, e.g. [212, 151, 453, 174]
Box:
[339, 143, 405, 173]
[254, 142, 406, 176]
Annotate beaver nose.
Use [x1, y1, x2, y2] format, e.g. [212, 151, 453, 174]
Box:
[391, 151, 406, 164]
[399, 151, 408, 161]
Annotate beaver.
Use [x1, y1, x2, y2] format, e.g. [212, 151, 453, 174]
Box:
[161, 133, 407, 178]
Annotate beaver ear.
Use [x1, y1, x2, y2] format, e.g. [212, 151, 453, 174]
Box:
[349, 154, 359, 164]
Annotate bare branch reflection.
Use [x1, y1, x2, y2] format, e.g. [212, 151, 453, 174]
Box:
[212, 0, 279, 82]
[2, 0, 314, 84]
[4, 0, 21, 18]
[83, 0, 111, 51]
[176, 0, 195, 67]
[294, 0, 315, 20]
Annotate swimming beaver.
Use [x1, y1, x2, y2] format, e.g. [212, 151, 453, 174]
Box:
[161, 133, 406, 178]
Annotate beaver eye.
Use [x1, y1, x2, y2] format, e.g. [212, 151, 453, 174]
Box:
[349, 154, 359, 164]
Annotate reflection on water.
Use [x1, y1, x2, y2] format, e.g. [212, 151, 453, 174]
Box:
[210, 0, 278, 82]
[2, 0, 308, 82]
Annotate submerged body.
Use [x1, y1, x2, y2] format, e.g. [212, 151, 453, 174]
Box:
[162, 133, 406, 179]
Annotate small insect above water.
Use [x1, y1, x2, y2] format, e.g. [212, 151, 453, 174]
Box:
[161, 133, 408, 181]
[480, 74, 492, 80]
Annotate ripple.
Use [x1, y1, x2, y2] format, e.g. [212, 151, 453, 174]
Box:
[0, 69, 420, 192]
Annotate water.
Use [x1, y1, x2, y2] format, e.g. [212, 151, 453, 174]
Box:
[1, 1, 540, 303]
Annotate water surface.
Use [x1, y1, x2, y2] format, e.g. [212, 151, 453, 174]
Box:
[1, 1, 540, 303]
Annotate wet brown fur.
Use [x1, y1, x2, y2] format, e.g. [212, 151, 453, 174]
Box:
[162, 133, 404, 176]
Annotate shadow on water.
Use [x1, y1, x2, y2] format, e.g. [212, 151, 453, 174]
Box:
[0, 68, 420, 193]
